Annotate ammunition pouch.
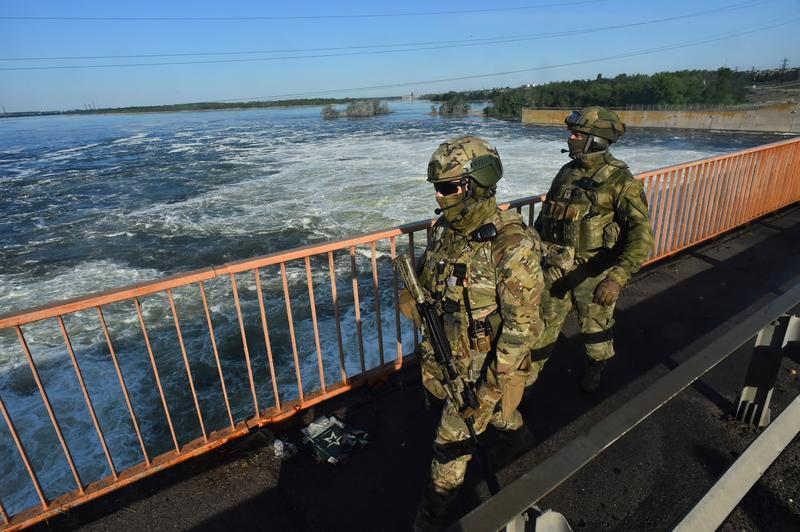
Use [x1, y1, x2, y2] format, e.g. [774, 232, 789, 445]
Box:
[545, 210, 619, 255]
[579, 214, 605, 251]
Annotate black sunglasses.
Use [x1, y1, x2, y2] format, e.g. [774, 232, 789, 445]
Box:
[433, 181, 462, 195]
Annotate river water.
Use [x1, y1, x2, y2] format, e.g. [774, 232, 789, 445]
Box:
[0, 101, 789, 513]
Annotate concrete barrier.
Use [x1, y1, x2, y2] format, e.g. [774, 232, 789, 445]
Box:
[521, 102, 800, 133]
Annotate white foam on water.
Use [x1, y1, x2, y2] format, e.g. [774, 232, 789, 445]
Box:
[39, 142, 103, 163]
[0, 260, 163, 372]
[111, 132, 149, 144]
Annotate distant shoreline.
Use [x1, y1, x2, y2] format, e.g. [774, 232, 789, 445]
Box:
[0, 96, 407, 119]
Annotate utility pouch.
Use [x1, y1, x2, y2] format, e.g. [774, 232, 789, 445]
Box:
[559, 199, 586, 248]
[579, 214, 607, 252]
[561, 217, 578, 248]
[501, 356, 533, 422]
[469, 319, 494, 353]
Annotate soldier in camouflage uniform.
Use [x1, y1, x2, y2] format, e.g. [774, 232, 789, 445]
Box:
[532, 106, 653, 392]
[403, 136, 544, 530]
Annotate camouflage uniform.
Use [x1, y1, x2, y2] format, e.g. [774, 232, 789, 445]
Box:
[531, 107, 653, 389]
[409, 136, 544, 530]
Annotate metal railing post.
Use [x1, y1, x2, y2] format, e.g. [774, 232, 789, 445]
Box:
[735, 314, 800, 427]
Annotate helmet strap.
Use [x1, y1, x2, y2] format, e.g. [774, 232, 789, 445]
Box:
[589, 135, 609, 152]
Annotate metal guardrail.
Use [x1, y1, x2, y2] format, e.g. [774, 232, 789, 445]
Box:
[451, 282, 800, 532]
[622, 103, 778, 112]
[675, 393, 800, 530]
[0, 137, 799, 529]
[525, 102, 787, 113]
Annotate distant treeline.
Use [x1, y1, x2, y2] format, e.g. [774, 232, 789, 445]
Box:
[3, 97, 401, 118]
[423, 67, 800, 118]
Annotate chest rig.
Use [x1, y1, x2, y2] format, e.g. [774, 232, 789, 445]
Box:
[419, 211, 523, 376]
[538, 160, 622, 256]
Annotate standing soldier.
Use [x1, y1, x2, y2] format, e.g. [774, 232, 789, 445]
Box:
[402, 136, 544, 530]
[531, 106, 653, 393]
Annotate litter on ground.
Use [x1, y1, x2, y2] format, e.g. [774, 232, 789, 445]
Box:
[300, 415, 369, 464]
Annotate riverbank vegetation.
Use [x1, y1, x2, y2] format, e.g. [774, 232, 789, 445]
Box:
[321, 100, 391, 118]
[423, 67, 800, 118]
[430, 93, 471, 115]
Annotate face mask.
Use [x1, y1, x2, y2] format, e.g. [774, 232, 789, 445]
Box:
[435, 193, 466, 222]
[567, 136, 589, 159]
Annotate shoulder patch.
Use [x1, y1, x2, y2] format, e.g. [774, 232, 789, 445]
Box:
[492, 219, 540, 261]
[621, 176, 646, 199]
[604, 153, 630, 169]
[496, 208, 525, 229]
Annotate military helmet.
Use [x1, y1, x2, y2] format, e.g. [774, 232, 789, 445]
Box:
[427, 135, 503, 187]
[565, 106, 626, 143]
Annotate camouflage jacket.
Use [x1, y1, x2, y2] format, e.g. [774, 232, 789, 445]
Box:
[418, 205, 544, 399]
[534, 151, 653, 286]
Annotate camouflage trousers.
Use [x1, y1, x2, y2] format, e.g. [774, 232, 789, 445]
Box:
[429, 395, 523, 494]
[528, 263, 616, 385]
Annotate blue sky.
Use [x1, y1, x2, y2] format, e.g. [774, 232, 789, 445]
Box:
[1, 0, 798, 111]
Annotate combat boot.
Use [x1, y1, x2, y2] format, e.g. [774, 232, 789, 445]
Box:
[489, 424, 535, 468]
[581, 359, 607, 393]
[413, 482, 459, 532]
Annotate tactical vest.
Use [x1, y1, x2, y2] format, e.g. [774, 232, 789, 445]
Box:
[419, 209, 530, 382]
[538, 159, 626, 257]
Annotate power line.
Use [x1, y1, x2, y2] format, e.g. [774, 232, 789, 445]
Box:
[212, 17, 800, 102]
[0, 1, 604, 21]
[2, 5, 776, 72]
[0, 1, 762, 62]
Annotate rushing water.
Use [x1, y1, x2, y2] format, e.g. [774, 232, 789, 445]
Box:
[0, 101, 789, 513]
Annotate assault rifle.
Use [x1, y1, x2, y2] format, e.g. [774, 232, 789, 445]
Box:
[394, 254, 500, 495]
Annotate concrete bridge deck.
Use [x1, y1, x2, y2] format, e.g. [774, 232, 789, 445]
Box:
[31, 205, 800, 532]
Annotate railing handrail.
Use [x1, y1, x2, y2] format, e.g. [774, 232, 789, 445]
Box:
[0, 194, 544, 329]
[635, 136, 800, 179]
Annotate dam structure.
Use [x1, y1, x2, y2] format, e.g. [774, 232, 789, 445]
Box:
[0, 137, 799, 530]
[522, 101, 800, 134]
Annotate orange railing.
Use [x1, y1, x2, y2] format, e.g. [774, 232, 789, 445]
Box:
[0, 137, 798, 530]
